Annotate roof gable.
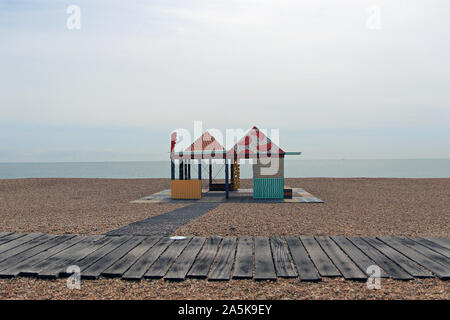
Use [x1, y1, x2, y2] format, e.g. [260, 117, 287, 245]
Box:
[227, 126, 285, 158]
[184, 131, 225, 152]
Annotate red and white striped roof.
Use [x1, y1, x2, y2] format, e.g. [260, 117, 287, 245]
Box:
[170, 131, 225, 159]
[184, 131, 225, 152]
[227, 126, 285, 158]
[171, 127, 290, 159]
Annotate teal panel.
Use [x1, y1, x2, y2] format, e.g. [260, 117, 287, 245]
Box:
[253, 178, 284, 199]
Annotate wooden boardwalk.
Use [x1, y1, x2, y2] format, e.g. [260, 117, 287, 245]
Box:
[0, 232, 449, 281]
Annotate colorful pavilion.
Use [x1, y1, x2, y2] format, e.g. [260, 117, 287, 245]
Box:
[170, 126, 301, 200]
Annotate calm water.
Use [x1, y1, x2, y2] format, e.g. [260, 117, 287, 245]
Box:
[0, 159, 449, 179]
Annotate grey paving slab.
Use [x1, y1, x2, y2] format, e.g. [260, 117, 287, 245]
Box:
[106, 203, 220, 236]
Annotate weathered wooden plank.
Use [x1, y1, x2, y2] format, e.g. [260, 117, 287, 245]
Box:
[378, 236, 450, 280]
[83, 236, 146, 279]
[0, 233, 44, 255]
[0, 235, 76, 276]
[0, 232, 13, 240]
[412, 238, 450, 259]
[300, 236, 340, 277]
[0, 234, 56, 262]
[331, 236, 388, 278]
[232, 236, 253, 279]
[362, 237, 432, 278]
[285, 237, 320, 281]
[165, 237, 206, 281]
[0, 233, 25, 246]
[122, 237, 173, 280]
[270, 236, 297, 278]
[187, 236, 222, 279]
[2, 235, 83, 277]
[316, 236, 366, 280]
[394, 237, 450, 269]
[427, 237, 450, 249]
[102, 236, 160, 278]
[145, 237, 192, 279]
[254, 236, 276, 280]
[69, 236, 132, 277]
[348, 237, 412, 280]
[35, 235, 108, 278]
[209, 237, 237, 281]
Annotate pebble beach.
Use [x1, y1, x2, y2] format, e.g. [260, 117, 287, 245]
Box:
[0, 177, 449, 299]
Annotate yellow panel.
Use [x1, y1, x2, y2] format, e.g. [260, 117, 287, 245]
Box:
[171, 180, 202, 199]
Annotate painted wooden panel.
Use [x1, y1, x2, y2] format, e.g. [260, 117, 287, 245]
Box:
[171, 180, 202, 199]
[253, 178, 284, 199]
[253, 157, 284, 179]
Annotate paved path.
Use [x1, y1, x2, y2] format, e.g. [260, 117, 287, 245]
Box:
[0, 232, 449, 281]
[106, 203, 220, 236]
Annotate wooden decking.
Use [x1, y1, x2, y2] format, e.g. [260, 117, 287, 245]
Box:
[0, 232, 449, 281]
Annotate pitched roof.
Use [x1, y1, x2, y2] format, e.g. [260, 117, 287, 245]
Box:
[227, 126, 285, 158]
[184, 131, 225, 152]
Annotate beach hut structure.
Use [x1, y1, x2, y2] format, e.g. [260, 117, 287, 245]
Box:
[170, 131, 225, 199]
[227, 126, 290, 199]
[170, 126, 300, 200]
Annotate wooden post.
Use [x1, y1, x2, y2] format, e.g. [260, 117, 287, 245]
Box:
[179, 160, 184, 180]
[188, 160, 191, 180]
[230, 162, 234, 190]
[171, 160, 175, 180]
[209, 159, 212, 185]
[225, 158, 229, 199]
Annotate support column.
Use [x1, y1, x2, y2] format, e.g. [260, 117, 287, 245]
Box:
[225, 158, 229, 199]
[171, 160, 175, 180]
[230, 162, 234, 190]
[179, 160, 184, 180]
[209, 159, 212, 185]
[188, 160, 191, 180]
[184, 161, 188, 180]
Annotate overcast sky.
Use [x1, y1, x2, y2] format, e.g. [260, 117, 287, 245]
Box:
[1, 0, 449, 161]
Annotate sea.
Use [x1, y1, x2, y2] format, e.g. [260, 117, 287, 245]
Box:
[0, 159, 449, 179]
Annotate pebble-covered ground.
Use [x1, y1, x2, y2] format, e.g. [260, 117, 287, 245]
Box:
[0, 278, 448, 300]
[0, 178, 186, 235]
[176, 178, 450, 237]
[1, 178, 448, 237]
[0, 178, 449, 300]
